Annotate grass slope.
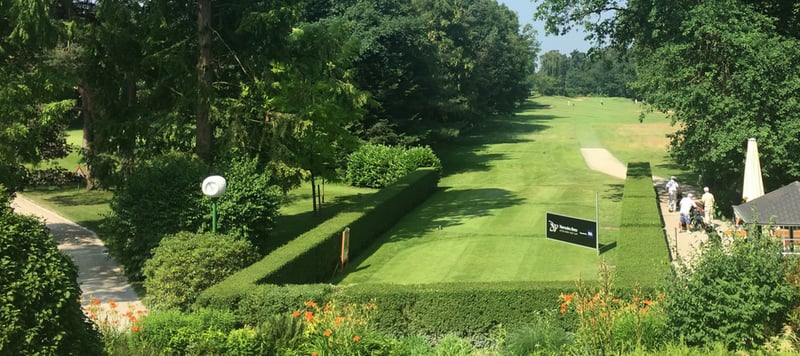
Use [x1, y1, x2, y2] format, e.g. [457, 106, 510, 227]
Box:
[338, 96, 680, 284]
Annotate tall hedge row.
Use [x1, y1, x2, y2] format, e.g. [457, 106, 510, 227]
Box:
[196, 163, 670, 340]
[197, 168, 439, 306]
[614, 162, 672, 287]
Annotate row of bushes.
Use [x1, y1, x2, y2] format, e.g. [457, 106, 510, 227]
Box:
[197, 167, 440, 306]
[195, 164, 671, 340]
[24, 167, 85, 187]
[614, 162, 672, 286]
[346, 145, 442, 188]
[102, 153, 282, 282]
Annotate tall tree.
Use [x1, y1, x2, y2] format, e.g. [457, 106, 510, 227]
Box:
[196, 0, 213, 162]
[536, 0, 800, 208]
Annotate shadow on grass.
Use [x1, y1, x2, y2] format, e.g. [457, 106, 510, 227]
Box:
[603, 183, 625, 202]
[44, 193, 110, 207]
[435, 102, 559, 177]
[265, 191, 379, 253]
[599, 241, 617, 254]
[384, 187, 526, 242]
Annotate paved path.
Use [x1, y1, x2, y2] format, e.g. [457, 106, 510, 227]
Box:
[11, 194, 146, 326]
[580, 148, 731, 265]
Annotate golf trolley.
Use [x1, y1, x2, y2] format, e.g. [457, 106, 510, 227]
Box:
[689, 204, 713, 233]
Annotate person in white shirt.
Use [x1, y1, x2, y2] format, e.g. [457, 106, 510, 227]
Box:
[666, 176, 679, 212]
[678, 193, 698, 231]
[701, 187, 715, 226]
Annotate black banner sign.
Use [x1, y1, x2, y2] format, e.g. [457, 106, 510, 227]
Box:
[546, 212, 597, 249]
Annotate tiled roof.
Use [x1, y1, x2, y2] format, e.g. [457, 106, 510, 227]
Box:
[733, 181, 800, 226]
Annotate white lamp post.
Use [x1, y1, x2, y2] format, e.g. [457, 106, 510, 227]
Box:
[202, 175, 227, 233]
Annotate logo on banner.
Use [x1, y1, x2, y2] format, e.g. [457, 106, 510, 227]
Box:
[546, 212, 597, 249]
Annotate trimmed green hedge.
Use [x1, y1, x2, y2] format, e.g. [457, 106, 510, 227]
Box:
[197, 168, 439, 306]
[196, 163, 671, 340]
[339, 282, 578, 338]
[614, 162, 672, 287]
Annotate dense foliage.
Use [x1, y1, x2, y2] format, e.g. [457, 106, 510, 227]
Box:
[105, 153, 285, 282]
[103, 153, 208, 282]
[665, 231, 800, 349]
[143, 232, 260, 311]
[210, 157, 283, 252]
[0, 208, 103, 355]
[537, 48, 636, 97]
[536, 0, 800, 210]
[346, 144, 442, 188]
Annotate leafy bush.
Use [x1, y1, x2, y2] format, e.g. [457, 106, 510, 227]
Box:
[132, 308, 238, 354]
[143, 232, 261, 311]
[0, 210, 103, 355]
[346, 144, 441, 188]
[433, 333, 474, 355]
[0, 163, 27, 194]
[211, 157, 283, 252]
[664, 232, 800, 350]
[24, 167, 84, 187]
[502, 314, 575, 355]
[103, 152, 209, 282]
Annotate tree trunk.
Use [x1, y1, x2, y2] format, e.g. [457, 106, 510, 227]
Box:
[77, 83, 97, 190]
[196, 0, 213, 162]
[310, 173, 318, 214]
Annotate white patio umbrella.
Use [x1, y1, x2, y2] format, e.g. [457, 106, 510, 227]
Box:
[742, 138, 765, 201]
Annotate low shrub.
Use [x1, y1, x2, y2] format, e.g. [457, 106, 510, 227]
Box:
[143, 232, 261, 311]
[23, 167, 84, 187]
[664, 231, 800, 349]
[103, 152, 209, 282]
[502, 313, 575, 355]
[0, 210, 103, 355]
[132, 308, 238, 354]
[346, 144, 441, 188]
[210, 157, 283, 252]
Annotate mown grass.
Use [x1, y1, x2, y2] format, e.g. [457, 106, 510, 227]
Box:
[20, 187, 112, 233]
[24, 96, 681, 285]
[337, 96, 681, 284]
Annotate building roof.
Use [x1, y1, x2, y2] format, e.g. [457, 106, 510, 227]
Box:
[733, 181, 800, 226]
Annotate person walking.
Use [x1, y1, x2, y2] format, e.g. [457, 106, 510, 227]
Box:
[678, 193, 698, 231]
[666, 176, 679, 212]
[701, 187, 715, 226]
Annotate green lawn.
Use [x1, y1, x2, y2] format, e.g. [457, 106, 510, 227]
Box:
[337, 96, 680, 284]
[20, 96, 681, 285]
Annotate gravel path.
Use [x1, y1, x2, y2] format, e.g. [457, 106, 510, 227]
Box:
[11, 194, 146, 326]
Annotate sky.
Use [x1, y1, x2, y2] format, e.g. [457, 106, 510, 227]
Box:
[497, 0, 592, 54]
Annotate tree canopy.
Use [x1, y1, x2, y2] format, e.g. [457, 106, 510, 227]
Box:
[0, 0, 539, 192]
[536, 0, 800, 207]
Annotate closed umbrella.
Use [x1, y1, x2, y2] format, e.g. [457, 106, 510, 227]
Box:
[742, 138, 764, 201]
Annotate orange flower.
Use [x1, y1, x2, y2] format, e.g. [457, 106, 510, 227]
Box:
[560, 303, 567, 314]
[323, 304, 331, 312]
[131, 325, 139, 333]
[304, 311, 314, 322]
[92, 297, 101, 306]
[109, 299, 117, 309]
[334, 320, 341, 327]
[312, 352, 318, 356]
[353, 335, 361, 342]
[292, 310, 301, 318]
[305, 301, 317, 308]
[368, 303, 376, 309]
[324, 329, 332, 337]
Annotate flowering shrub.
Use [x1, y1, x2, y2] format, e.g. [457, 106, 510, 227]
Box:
[83, 297, 148, 354]
[558, 263, 667, 353]
[294, 299, 389, 355]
